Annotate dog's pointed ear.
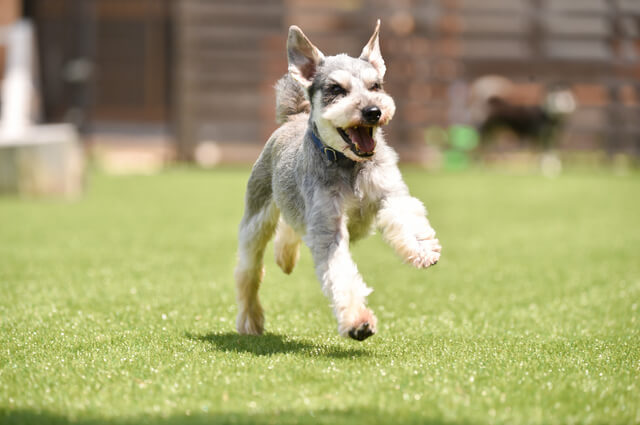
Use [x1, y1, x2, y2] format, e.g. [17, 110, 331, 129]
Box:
[359, 19, 386, 78]
[287, 26, 324, 89]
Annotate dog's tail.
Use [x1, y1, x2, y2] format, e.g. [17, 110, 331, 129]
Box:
[275, 74, 310, 125]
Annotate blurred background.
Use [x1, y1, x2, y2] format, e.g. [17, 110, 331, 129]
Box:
[0, 0, 639, 194]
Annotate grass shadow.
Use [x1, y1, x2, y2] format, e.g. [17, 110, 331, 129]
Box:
[0, 408, 468, 425]
[185, 331, 370, 358]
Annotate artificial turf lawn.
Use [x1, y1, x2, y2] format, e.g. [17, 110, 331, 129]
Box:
[0, 167, 638, 425]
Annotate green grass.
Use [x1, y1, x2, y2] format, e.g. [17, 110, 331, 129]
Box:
[1, 167, 639, 425]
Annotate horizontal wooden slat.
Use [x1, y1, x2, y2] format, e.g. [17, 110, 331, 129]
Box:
[545, 16, 610, 37]
[178, 1, 282, 19]
[545, 39, 612, 60]
[616, 0, 640, 14]
[458, 0, 530, 12]
[461, 39, 532, 60]
[458, 15, 532, 35]
[194, 121, 263, 143]
[545, 0, 608, 13]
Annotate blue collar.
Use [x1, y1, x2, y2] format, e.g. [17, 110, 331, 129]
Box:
[307, 127, 350, 164]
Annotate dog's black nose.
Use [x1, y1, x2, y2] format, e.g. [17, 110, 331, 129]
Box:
[362, 106, 382, 124]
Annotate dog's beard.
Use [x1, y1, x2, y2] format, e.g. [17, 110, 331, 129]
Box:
[317, 106, 380, 160]
[314, 115, 378, 161]
[318, 97, 395, 160]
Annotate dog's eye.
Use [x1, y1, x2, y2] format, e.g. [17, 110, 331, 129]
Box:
[327, 84, 347, 96]
[370, 82, 382, 91]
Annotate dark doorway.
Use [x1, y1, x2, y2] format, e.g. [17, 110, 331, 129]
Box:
[25, 0, 172, 133]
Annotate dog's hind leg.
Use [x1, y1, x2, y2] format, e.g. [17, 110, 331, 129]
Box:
[235, 195, 279, 335]
[274, 218, 301, 275]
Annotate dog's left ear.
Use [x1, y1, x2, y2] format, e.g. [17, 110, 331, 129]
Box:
[360, 19, 386, 78]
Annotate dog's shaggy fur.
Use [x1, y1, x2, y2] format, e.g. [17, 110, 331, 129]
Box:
[235, 21, 441, 341]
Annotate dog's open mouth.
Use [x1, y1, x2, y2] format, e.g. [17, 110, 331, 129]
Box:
[337, 126, 376, 157]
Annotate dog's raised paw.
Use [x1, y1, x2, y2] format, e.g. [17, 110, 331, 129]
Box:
[348, 321, 375, 341]
[408, 251, 440, 268]
[408, 238, 441, 268]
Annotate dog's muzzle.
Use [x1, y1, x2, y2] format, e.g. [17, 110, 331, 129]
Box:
[335, 106, 384, 158]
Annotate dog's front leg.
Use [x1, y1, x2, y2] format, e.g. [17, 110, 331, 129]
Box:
[303, 194, 377, 341]
[377, 195, 441, 268]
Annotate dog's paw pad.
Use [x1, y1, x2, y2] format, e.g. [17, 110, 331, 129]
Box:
[348, 321, 375, 341]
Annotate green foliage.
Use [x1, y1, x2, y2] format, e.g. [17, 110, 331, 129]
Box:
[1, 167, 639, 425]
[424, 125, 479, 170]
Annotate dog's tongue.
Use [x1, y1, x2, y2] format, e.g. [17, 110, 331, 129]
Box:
[346, 127, 375, 153]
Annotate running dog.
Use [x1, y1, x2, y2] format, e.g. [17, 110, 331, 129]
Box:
[234, 21, 441, 341]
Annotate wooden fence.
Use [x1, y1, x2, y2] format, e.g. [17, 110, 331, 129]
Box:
[174, 0, 639, 160]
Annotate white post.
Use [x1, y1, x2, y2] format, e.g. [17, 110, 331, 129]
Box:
[0, 19, 85, 198]
[0, 19, 35, 141]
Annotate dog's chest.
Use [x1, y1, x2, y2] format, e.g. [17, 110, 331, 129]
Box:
[343, 168, 379, 241]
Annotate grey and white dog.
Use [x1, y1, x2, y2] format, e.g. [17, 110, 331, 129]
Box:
[235, 21, 441, 341]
